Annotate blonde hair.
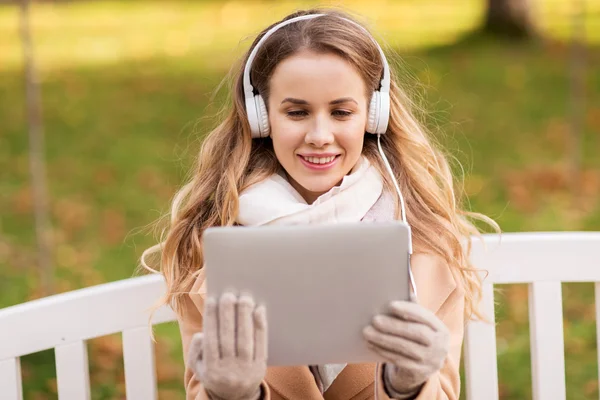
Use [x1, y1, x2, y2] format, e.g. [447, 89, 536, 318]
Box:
[141, 8, 499, 321]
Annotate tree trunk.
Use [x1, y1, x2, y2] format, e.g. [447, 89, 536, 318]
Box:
[19, 0, 54, 295]
[568, 0, 586, 196]
[483, 0, 534, 38]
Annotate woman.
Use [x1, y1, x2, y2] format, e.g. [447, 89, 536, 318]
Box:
[143, 8, 496, 400]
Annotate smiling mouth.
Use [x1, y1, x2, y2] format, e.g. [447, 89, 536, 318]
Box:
[299, 155, 339, 165]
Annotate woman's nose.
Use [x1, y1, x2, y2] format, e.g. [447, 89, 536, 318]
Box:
[305, 114, 334, 147]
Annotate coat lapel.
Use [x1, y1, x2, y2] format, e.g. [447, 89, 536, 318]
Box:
[324, 363, 376, 400]
[410, 252, 457, 314]
[265, 365, 323, 399]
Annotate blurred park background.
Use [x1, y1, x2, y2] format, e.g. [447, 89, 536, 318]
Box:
[1, 0, 599, 398]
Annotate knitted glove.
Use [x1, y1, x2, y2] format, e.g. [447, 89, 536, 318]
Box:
[188, 292, 268, 400]
[363, 300, 449, 399]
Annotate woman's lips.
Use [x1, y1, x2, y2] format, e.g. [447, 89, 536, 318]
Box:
[297, 154, 340, 170]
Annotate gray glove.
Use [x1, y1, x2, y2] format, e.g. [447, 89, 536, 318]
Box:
[363, 300, 450, 398]
[187, 292, 268, 400]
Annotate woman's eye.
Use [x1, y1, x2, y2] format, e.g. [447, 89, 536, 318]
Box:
[333, 110, 352, 117]
[286, 110, 352, 118]
[287, 110, 308, 117]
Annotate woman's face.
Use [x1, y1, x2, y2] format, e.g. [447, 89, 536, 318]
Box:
[268, 49, 368, 204]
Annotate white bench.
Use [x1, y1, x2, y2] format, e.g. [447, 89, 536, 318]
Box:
[1, 232, 599, 400]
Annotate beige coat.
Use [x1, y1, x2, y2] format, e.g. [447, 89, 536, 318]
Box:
[178, 252, 464, 400]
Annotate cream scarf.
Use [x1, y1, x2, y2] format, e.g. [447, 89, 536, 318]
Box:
[237, 156, 383, 226]
[236, 156, 384, 392]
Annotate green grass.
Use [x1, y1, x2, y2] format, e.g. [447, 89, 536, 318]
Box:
[1, 0, 599, 399]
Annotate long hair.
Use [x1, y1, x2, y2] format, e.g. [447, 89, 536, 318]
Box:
[141, 8, 498, 321]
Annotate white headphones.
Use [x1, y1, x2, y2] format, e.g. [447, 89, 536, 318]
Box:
[242, 13, 391, 139]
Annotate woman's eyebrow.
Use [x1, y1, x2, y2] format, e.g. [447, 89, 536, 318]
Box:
[281, 98, 308, 105]
[280, 97, 358, 105]
[329, 97, 358, 105]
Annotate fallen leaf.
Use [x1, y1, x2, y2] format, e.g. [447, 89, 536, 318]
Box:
[101, 209, 126, 245]
[12, 186, 33, 215]
[53, 197, 91, 237]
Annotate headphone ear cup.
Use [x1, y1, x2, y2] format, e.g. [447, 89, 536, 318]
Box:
[366, 91, 380, 134]
[377, 91, 390, 134]
[245, 95, 261, 138]
[256, 95, 270, 138]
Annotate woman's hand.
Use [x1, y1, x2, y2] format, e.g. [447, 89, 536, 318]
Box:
[363, 300, 449, 398]
[188, 292, 268, 400]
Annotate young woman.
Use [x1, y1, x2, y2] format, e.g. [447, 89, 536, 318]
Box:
[143, 8, 496, 400]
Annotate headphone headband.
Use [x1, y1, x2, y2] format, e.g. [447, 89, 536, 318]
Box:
[243, 13, 391, 137]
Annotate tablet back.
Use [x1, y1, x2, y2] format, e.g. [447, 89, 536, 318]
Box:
[203, 221, 411, 366]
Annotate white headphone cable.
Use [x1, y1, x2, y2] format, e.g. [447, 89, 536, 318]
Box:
[372, 134, 418, 400]
[377, 134, 417, 299]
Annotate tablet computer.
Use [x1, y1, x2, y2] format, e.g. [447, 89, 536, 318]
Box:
[202, 221, 411, 366]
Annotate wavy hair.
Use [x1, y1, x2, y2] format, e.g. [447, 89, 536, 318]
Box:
[141, 8, 499, 321]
